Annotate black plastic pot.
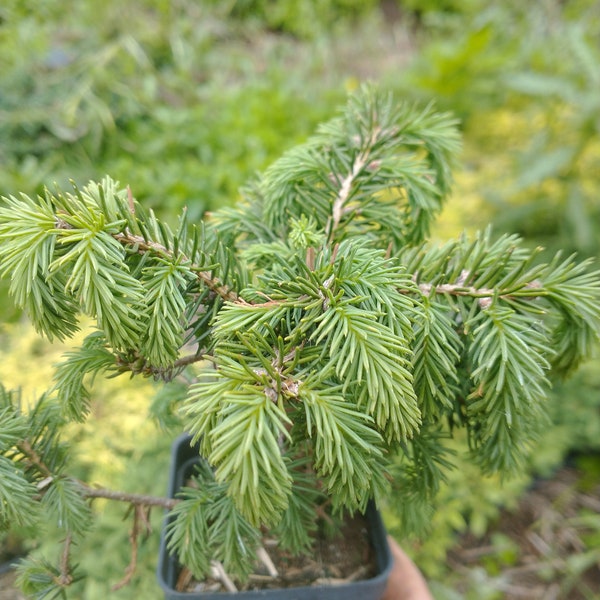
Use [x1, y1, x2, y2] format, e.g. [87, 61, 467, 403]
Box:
[158, 434, 393, 600]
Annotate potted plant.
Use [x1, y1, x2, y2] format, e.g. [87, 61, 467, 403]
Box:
[157, 433, 393, 599]
[0, 87, 598, 598]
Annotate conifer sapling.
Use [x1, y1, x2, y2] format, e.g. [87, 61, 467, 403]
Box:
[0, 87, 599, 595]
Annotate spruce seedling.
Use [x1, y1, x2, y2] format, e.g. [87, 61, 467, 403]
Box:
[0, 87, 599, 595]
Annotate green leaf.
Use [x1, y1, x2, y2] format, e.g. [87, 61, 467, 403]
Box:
[507, 72, 579, 103]
[467, 306, 551, 473]
[49, 225, 146, 349]
[16, 557, 77, 600]
[255, 85, 459, 248]
[0, 405, 28, 450]
[541, 255, 600, 375]
[312, 304, 420, 442]
[208, 490, 260, 580]
[184, 370, 233, 458]
[0, 193, 80, 341]
[411, 299, 462, 419]
[273, 455, 322, 554]
[516, 147, 574, 189]
[140, 257, 191, 368]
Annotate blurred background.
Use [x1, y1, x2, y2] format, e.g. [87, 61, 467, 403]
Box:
[1, 1, 599, 598]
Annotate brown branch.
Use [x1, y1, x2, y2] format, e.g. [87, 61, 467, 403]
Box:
[53, 203, 545, 312]
[172, 353, 206, 369]
[326, 127, 382, 243]
[327, 150, 369, 243]
[415, 279, 543, 305]
[112, 230, 238, 302]
[53, 217, 238, 303]
[20, 436, 180, 592]
[18, 440, 179, 511]
[116, 351, 208, 380]
[112, 505, 150, 591]
[79, 482, 179, 510]
[418, 282, 503, 298]
[17, 440, 53, 479]
[112, 231, 173, 258]
[55, 533, 73, 587]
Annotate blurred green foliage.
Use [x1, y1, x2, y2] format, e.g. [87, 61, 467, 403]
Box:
[398, 0, 600, 257]
[1, 0, 600, 598]
[0, 0, 349, 219]
[205, 0, 379, 39]
[0, 322, 169, 598]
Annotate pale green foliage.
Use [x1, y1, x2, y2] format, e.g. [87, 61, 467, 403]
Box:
[271, 455, 322, 553]
[165, 491, 212, 579]
[227, 90, 460, 253]
[166, 462, 260, 581]
[0, 87, 599, 593]
[51, 332, 117, 421]
[42, 477, 92, 537]
[0, 455, 39, 528]
[0, 386, 93, 576]
[16, 556, 78, 600]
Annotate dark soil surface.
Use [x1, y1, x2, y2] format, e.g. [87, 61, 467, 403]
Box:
[447, 465, 600, 599]
[176, 513, 377, 594]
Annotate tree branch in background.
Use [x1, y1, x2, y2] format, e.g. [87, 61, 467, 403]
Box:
[112, 504, 152, 591]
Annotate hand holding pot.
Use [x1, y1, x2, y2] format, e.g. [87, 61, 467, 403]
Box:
[382, 537, 433, 600]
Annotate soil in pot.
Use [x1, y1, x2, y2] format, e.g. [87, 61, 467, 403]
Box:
[175, 511, 378, 594]
[161, 436, 390, 597]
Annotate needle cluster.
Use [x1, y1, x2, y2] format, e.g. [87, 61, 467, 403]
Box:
[0, 87, 599, 593]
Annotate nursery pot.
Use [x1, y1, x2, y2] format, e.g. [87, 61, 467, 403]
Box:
[158, 434, 393, 600]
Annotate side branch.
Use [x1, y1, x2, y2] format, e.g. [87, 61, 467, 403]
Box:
[18, 439, 179, 510]
[112, 230, 238, 302]
[327, 128, 380, 242]
[57, 533, 74, 587]
[112, 504, 151, 591]
[17, 440, 53, 479]
[415, 279, 543, 305]
[329, 151, 368, 236]
[79, 483, 179, 510]
[116, 351, 207, 379]
[55, 217, 238, 302]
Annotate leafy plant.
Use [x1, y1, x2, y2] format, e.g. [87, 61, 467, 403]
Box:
[0, 86, 599, 596]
